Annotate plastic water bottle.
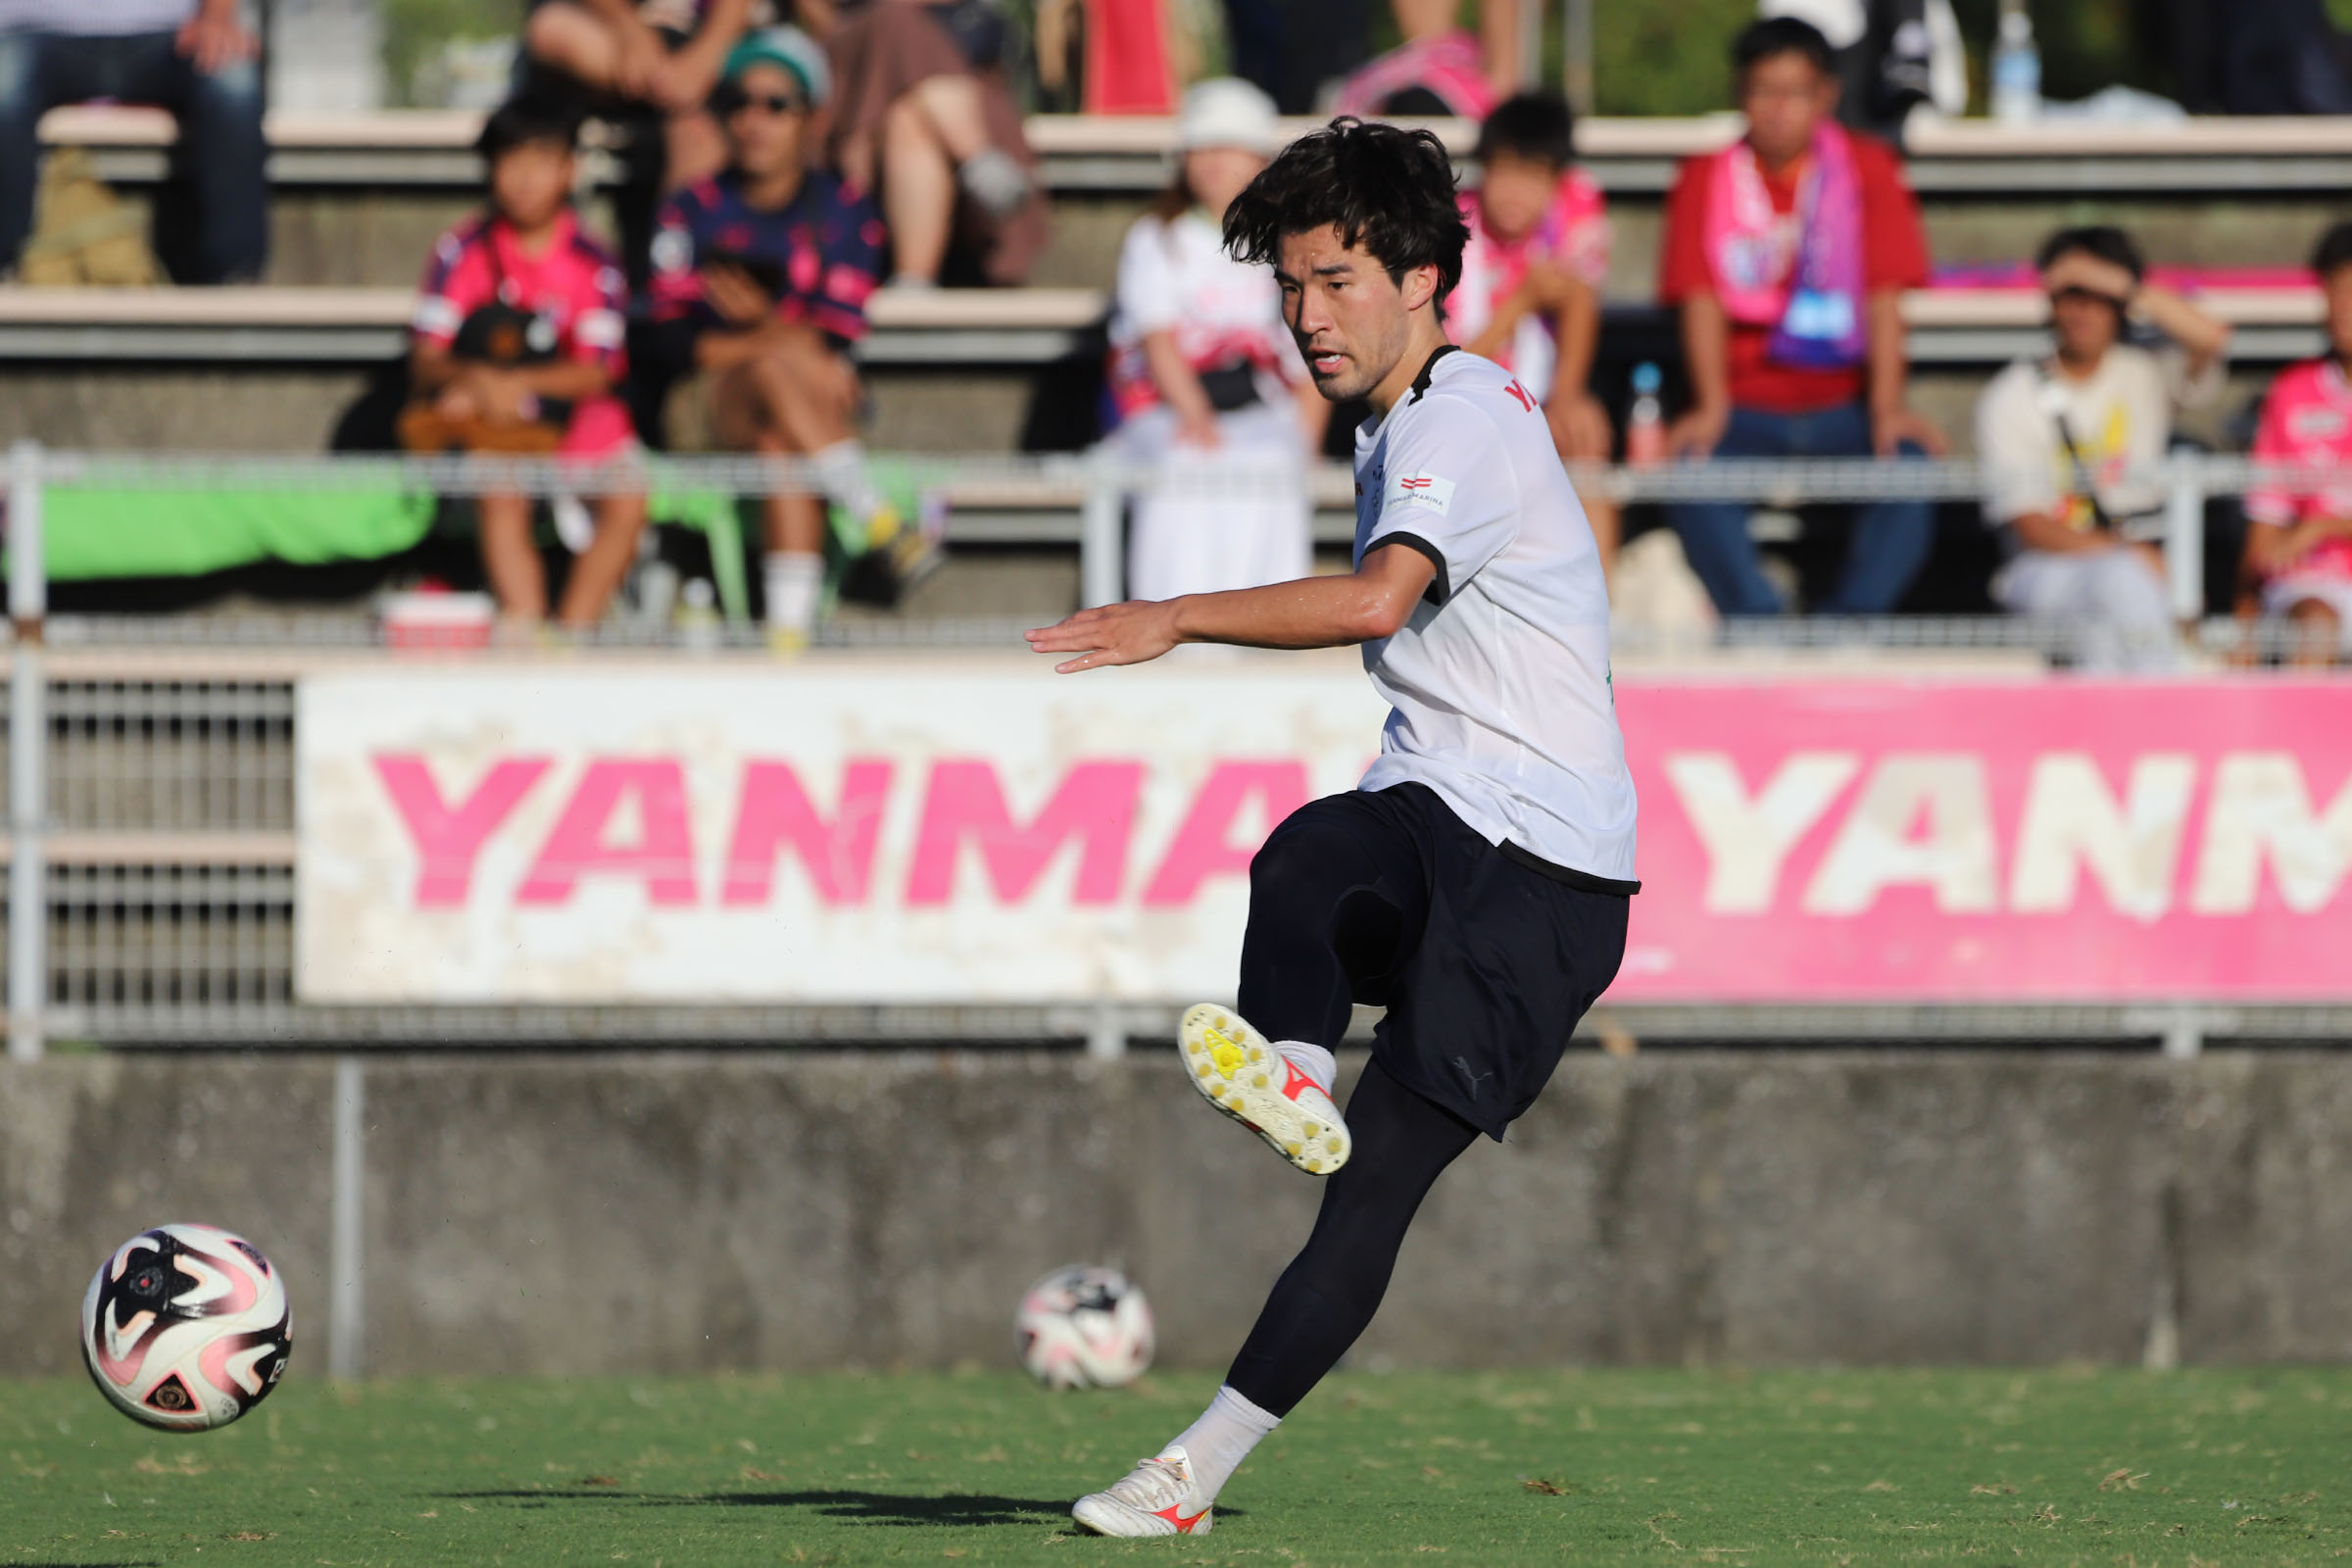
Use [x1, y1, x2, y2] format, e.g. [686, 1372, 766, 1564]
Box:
[1626, 363, 1667, 467]
[1990, 8, 2040, 125]
[676, 577, 721, 652]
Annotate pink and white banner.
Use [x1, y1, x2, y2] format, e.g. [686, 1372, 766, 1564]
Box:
[1616, 680, 2352, 1004]
[296, 664, 2352, 1006]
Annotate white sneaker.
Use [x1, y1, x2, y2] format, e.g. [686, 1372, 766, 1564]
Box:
[1178, 1004, 1351, 1176]
[1070, 1444, 1214, 1538]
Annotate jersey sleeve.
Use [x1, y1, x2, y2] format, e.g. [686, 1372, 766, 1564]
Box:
[412, 227, 478, 347]
[1974, 365, 2061, 527]
[1655, 156, 1715, 306]
[1856, 137, 1931, 292]
[1365, 398, 1520, 605]
[2244, 373, 2302, 527]
[1114, 219, 1181, 336]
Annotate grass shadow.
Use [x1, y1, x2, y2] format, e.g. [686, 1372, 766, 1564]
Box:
[432, 1487, 1238, 1529]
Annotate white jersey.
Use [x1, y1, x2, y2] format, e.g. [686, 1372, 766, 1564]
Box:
[1353, 346, 1639, 888]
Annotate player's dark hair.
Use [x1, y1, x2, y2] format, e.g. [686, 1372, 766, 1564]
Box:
[477, 97, 582, 162]
[1222, 118, 1469, 301]
[2035, 224, 2145, 284]
[1732, 16, 1836, 78]
[2312, 220, 2352, 280]
[1475, 90, 1576, 172]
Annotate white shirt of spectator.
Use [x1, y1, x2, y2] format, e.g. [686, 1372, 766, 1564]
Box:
[1354, 347, 1638, 886]
[1108, 209, 1299, 404]
[1974, 341, 2225, 537]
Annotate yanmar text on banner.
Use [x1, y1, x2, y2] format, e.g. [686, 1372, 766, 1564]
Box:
[297, 666, 2352, 1006]
[295, 660, 1391, 1004]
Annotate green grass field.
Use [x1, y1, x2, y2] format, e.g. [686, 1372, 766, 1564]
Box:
[4, 1367, 2345, 1566]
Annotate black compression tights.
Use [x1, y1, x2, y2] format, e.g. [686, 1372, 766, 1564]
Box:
[1223, 1055, 1481, 1417]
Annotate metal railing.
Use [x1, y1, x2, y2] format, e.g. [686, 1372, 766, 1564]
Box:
[4, 442, 2348, 1055]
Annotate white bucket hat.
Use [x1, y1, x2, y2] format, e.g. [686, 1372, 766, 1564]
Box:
[1176, 77, 1281, 156]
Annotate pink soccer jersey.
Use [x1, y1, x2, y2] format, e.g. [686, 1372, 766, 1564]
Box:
[2247, 358, 2352, 583]
[413, 208, 634, 456]
[1446, 170, 1609, 401]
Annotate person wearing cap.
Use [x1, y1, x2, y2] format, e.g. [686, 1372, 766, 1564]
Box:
[646, 27, 931, 652]
[1106, 78, 1326, 606]
[405, 98, 648, 634]
[518, 0, 757, 195]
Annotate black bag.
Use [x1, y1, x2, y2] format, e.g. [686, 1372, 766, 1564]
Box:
[1197, 360, 1263, 414]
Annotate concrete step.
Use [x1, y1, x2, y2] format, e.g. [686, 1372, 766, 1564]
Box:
[36, 107, 2352, 289]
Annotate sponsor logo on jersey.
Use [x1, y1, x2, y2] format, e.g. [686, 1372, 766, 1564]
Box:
[1386, 472, 1455, 514]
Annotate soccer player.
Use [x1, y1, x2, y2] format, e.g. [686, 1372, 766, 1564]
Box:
[1026, 118, 1639, 1539]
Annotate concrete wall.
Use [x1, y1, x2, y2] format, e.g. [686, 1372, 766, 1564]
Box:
[7, 1051, 2351, 1379]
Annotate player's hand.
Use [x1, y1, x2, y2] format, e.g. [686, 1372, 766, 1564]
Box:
[2041, 250, 2137, 308]
[704, 264, 773, 325]
[174, 3, 257, 74]
[1666, 403, 1728, 461]
[1546, 390, 1613, 463]
[614, 25, 667, 99]
[1175, 408, 1223, 450]
[1024, 599, 1183, 672]
[1872, 404, 1949, 458]
[649, 47, 720, 113]
[463, 369, 534, 424]
[1518, 262, 1583, 315]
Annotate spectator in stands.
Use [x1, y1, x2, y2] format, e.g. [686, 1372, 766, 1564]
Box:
[0, 0, 266, 283]
[1973, 225, 2229, 671]
[405, 100, 648, 633]
[804, 0, 1049, 287]
[647, 27, 933, 651]
[1658, 16, 1942, 616]
[1106, 78, 1324, 604]
[517, 0, 756, 193]
[1332, 0, 1517, 120]
[2236, 221, 2352, 665]
[1448, 90, 1617, 577]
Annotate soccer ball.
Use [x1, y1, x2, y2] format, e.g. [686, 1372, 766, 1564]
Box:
[81, 1223, 292, 1432]
[1014, 1264, 1153, 1389]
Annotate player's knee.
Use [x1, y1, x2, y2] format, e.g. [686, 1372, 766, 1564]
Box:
[1249, 817, 1350, 905]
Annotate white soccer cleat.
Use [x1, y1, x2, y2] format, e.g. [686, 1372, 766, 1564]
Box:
[1178, 1004, 1351, 1176]
[1070, 1444, 1215, 1538]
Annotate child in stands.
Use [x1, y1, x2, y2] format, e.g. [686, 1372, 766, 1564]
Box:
[2240, 220, 2352, 664]
[1448, 91, 1617, 575]
[407, 99, 646, 632]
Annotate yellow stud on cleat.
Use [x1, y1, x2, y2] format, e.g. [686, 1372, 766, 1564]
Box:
[1176, 1002, 1350, 1178]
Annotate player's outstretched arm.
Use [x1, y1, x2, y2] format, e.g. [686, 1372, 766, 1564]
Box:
[1024, 544, 1437, 673]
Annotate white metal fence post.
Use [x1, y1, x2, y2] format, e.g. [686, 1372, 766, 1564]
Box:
[328, 1055, 368, 1380]
[8, 440, 45, 1064]
[1080, 457, 1124, 610]
[2165, 452, 2206, 623]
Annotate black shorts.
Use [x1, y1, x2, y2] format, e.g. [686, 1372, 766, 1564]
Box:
[1238, 783, 1633, 1140]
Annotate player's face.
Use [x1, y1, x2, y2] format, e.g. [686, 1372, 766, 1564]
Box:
[1740, 51, 1836, 168]
[2045, 276, 2122, 363]
[1182, 146, 1268, 222]
[1477, 152, 1556, 245]
[489, 140, 574, 232]
[725, 64, 809, 180]
[2325, 267, 2352, 361]
[1275, 224, 1432, 404]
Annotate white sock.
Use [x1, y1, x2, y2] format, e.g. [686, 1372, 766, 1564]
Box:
[1171, 1384, 1281, 1504]
[762, 550, 823, 635]
[1272, 1039, 1336, 1095]
[809, 439, 888, 530]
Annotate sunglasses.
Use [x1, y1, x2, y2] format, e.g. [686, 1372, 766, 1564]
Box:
[721, 90, 808, 117]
